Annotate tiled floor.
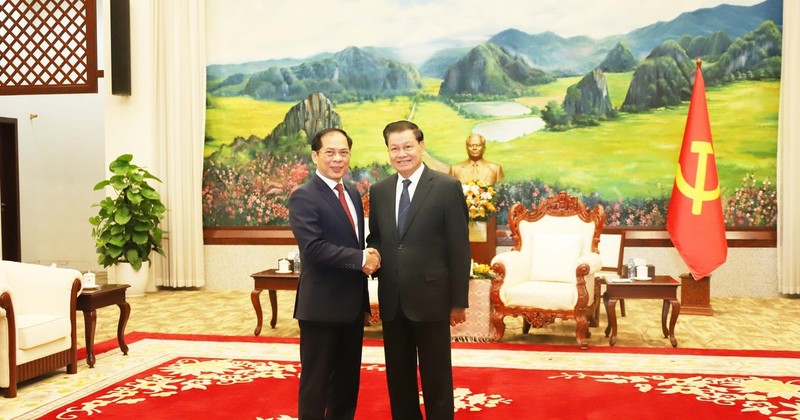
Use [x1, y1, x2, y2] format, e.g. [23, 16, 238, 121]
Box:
[78, 287, 800, 351]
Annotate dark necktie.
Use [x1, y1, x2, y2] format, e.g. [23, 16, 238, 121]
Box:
[397, 179, 411, 234]
[335, 183, 355, 231]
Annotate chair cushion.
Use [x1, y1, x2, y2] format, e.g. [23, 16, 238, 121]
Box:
[504, 281, 577, 309]
[529, 233, 582, 282]
[16, 313, 71, 350]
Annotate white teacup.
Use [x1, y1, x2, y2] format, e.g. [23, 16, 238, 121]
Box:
[636, 265, 649, 279]
[83, 272, 96, 287]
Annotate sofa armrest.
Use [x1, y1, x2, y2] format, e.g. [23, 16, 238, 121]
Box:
[491, 250, 529, 304]
[0, 262, 82, 316]
[577, 252, 603, 276]
[0, 280, 11, 318]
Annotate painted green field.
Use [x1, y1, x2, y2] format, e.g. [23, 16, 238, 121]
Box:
[205, 96, 294, 157]
[204, 77, 778, 200]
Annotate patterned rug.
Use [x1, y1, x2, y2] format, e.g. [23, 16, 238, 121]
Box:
[4, 333, 800, 419]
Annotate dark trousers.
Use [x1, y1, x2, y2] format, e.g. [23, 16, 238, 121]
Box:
[298, 318, 365, 420]
[382, 309, 454, 420]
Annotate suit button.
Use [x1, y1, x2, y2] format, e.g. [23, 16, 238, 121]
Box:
[397, 244, 404, 250]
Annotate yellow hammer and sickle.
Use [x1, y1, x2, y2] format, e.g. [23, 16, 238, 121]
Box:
[675, 141, 720, 215]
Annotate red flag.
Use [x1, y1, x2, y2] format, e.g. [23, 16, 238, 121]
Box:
[666, 60, 727, 280]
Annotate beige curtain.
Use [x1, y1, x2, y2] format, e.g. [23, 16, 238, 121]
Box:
[778, 0, 800, 294]
[151, 0, 206, 288]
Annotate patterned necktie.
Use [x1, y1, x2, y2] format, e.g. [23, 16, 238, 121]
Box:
[335, 183, 355, 231]
[397, 179, 411, 234]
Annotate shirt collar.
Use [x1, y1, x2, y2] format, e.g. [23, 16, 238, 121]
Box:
[316, 170, 342, 191]
[398, 164, 424, 185]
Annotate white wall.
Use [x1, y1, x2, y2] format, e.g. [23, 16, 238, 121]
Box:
[206, 245, 779, 297]
[624, 247, 778, 297]
[0, 92, 105, 271]
[204, 245, 299, 290]
[103, 0, 159, 171]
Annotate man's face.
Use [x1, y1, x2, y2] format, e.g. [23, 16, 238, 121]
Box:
[387, 129, 424, 179]
[312, 131, 351, 182]
[466, 137, 485, 159]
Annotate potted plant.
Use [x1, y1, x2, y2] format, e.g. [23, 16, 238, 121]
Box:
[89, 154, 166, 296]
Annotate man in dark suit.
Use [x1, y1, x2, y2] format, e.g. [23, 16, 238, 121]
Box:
[367, 120, 471, 420]
[289, 128, 381, 420]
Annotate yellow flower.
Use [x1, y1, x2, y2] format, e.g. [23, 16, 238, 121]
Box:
[471, 262, 495, 279]
[462, 180, 497, 221]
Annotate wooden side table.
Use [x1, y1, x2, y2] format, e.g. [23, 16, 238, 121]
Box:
[250, 269, 299, 335]
[76, 284, 131, 367]
[601, 275, 681, 347]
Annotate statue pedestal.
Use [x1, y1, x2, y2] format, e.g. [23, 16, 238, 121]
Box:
[679, 273, 714, 316]
[469, 216, 496, 265]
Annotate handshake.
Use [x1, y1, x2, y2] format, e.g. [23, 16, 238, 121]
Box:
[362, 247, 381, 276]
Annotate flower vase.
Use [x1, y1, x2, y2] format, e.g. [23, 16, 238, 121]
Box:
[469, 220, 487, 242]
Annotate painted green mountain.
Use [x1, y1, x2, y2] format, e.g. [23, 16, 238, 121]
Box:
[598, 42, 638, 73]
[211, 46, 422, 103]
[438, 43, 553, 98]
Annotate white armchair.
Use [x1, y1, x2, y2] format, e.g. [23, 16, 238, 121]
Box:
[1, 261, 82, 398]
[489, 192, 604, 349]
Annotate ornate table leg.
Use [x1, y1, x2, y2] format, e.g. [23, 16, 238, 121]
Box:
[606, 298, 619, 346]
[661, 299, 670, 338]
[269, 289, 278, 328]
[668, 299, 680, 347]
[83, 309, 97, 368]
[117, 301, 130, 355]
[251, 288, 263, 336]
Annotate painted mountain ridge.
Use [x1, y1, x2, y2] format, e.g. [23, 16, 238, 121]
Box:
[439, 43, 554, 98]
[210, 46, 422, 103]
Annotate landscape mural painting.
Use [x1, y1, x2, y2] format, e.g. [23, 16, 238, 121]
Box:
[203, 0, 781, 228]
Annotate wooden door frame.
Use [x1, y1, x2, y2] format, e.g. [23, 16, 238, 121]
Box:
[0, 116, 22, 261]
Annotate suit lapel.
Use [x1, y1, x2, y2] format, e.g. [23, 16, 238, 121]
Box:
[381, 174, 400, 241]
[399, 166, 433, 239]
[313, 175, 359, 243]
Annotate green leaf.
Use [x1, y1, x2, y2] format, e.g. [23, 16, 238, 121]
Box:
[127, 191, 143, 205]
[114, 207, 132, 224]
[126, 249, 140, 265]
[93, 180, 110, 190]
[132, 231, 148, 245]
[140, 188, 160, 200]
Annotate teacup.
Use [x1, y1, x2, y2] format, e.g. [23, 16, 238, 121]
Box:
[83, 272, 96, 287]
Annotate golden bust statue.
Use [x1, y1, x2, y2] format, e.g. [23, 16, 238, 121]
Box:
[448, 134, 504, 185]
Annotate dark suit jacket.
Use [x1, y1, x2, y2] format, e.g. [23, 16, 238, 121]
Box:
[289, 174, 369, 323]
[367, 165, 471, 322]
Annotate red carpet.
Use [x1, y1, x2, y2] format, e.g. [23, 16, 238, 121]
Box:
[29, 333, 800, 419]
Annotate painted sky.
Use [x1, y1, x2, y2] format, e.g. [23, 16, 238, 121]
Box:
[206, 0, 763, 65]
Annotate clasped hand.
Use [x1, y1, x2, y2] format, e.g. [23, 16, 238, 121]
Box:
[362, 247, 381, 275]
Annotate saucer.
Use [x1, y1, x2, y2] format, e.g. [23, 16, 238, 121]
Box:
[633, 276, 652, 281]
[275, 270, 293, 274]
[82, 284, 100, 290]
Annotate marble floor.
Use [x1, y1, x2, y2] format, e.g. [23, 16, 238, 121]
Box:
[78, 287, 800, 351]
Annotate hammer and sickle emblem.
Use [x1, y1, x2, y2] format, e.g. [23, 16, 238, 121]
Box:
[675, 141, 720, 215]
